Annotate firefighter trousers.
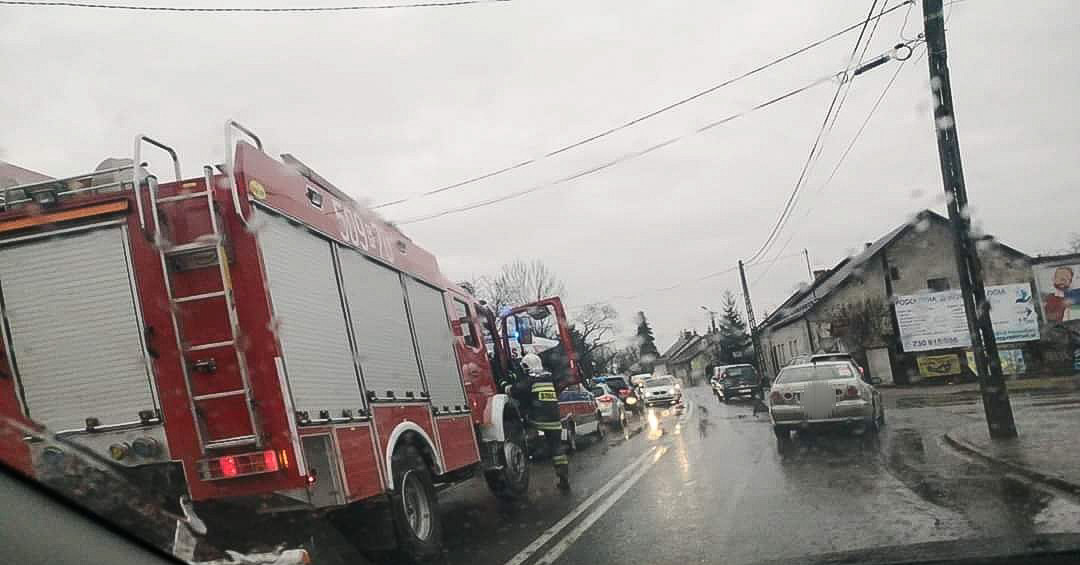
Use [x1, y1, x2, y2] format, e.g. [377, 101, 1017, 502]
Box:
[542, 428, 568, 476]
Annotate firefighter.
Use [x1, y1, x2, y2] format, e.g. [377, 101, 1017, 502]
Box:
[504, 352, 570, 491]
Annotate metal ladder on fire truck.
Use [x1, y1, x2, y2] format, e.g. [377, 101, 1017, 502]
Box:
[135, 131, 261, 452]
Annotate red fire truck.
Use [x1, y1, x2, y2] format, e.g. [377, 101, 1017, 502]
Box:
[0, 121, 581, 560]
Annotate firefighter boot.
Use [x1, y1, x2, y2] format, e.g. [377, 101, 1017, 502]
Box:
[555, 460, 570, 492]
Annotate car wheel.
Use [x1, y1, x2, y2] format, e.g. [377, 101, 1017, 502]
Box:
[878, 404, 886, 427]
[389, 446, 443, 562]
[868, 402, 882, 434]
[594, 414, 606, 439]
[484, 419, 530, 500]
[565, 423, 578, 452]
[773, 426, 790, 442]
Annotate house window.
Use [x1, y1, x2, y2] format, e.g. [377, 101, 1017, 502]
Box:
[927, 277, 950, 292]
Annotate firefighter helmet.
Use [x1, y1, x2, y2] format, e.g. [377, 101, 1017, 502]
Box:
[521, 353, 544, 375]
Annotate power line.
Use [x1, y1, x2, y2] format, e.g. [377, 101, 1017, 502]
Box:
[395, 73, 838, 225]
[604, 250, 806, 303]
[373, 0, 915, 209]
[749, 1, 892, 267]
[755, 43, 925, 274]
[744, 0, 882, 266]
[0, 0, 507, 11]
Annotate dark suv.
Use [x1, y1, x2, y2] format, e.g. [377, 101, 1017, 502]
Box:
[716, 364, 762, 402]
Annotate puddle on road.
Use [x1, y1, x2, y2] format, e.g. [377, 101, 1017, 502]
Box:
[881, 426, 1080, 536]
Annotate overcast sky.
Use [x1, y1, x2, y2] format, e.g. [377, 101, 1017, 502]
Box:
[1, 0, 1077, 349]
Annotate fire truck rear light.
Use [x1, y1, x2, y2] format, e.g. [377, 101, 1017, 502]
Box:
[263, 449, 279, 472]
[221, 456, 238, 478]
[198, 449, 283, 480]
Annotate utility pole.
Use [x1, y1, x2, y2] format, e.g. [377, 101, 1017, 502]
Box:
[923, 0, 1016, 439]
[738, 260, 767, 375]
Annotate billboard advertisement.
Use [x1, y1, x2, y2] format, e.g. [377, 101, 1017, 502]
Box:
[1032, 257, 1080, 324]
[896, 283, 1040, 352]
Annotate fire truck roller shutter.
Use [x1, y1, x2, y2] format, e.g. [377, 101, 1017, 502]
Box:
[336, 247, 424, 400]
[258, 215, 362, 418]
[404, 278, 467, 411]
[0, 226, 157, 432]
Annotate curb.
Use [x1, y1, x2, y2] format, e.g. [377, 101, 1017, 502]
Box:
[942, 431, 1080, 498]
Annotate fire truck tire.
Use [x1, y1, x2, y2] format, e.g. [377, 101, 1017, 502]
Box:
[484, 420, 529, 500]
[389, 445, 443, 562]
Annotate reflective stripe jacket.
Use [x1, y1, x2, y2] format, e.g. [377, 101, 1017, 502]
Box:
[506, 371, 562, 431]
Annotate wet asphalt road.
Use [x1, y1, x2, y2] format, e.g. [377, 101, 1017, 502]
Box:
[430, 384, 1080, 565]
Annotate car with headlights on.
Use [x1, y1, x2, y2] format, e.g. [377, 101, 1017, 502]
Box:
[768, 361, 884, 442]
[642, 375, 681, 407]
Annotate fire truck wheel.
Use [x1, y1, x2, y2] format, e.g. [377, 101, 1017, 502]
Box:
[484, 420, 530, 500]
[390, 445, 442, 562]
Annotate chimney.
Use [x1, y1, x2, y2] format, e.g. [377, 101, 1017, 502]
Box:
[813, 269, 829, 281]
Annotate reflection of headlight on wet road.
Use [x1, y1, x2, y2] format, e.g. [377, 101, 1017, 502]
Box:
[647, 410, 659, 432]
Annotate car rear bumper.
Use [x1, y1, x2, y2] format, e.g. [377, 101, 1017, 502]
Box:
[722, 385, 759, 397]
[770, 400, 873, 425]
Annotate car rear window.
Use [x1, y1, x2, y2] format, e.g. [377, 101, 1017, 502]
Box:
[605, 377, 629, 389]
[776, 364, 855, 384]
[725, 366, 756, 379]
[589, 387, 606, 397]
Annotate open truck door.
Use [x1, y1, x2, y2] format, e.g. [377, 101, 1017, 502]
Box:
[497, 297, 581, 391]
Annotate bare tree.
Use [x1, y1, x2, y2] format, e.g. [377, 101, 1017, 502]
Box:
[827, 298, 889, 366]
[570, 302, 619, 378]
[1069, 233, 1080, 254]
[484, 259, 567, 312]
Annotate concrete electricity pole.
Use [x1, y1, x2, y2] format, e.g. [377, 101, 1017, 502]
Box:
[923, 0, 1017, 438]
[738, 260, 767, 375]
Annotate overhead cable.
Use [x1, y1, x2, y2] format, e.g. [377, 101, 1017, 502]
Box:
[0, 0, 508, 11]
[373, 0, 916, 209]
[395, 73, 839, 225]
[743, 0, 882, 266]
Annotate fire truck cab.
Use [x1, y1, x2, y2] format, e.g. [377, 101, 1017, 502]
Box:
[0, 121, 577, 560]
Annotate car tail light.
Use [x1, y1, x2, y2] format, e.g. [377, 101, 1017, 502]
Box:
[771, 390, 799, 405]
[198, 449, 283, 481]
[596, 396, 613, 403]
[844, 385, 861, 400]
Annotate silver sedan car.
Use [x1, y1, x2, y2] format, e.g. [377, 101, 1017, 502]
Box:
[768, 361, 884, 441]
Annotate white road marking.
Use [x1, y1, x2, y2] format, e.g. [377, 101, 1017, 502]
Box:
[534, 446, 668, 565]
[501, 446, 658, 565]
